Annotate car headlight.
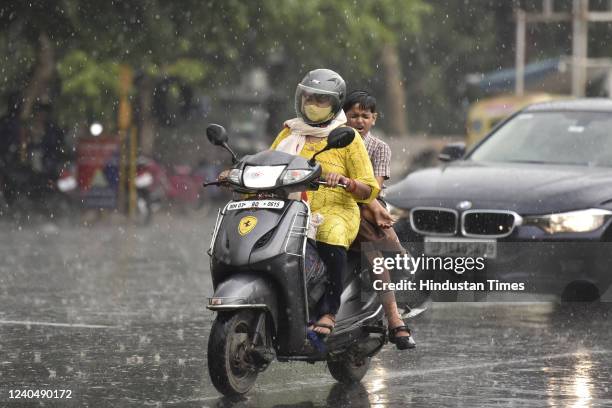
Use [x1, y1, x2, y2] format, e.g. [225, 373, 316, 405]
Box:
[386, 202, 409, 219]
[228, 169, 243, 185]
[282, 169, 313, 185]
[526, 208, 612, 234]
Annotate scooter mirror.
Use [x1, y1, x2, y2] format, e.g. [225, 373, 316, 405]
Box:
[206, 124, 228, 146]
[326, 127, 355, 149]
[206, 124, 238, 163]
[308, 127, 355, 166]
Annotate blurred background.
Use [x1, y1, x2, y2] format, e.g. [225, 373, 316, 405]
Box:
[2, 0, 612, 221]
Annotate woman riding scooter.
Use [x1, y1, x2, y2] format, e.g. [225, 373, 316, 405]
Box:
[270, 68, 379, 336]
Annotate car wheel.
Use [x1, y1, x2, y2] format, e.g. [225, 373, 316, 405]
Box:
[561, 281, 600, 302]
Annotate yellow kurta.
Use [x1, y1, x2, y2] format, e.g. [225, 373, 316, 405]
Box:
[271, 127, 380, 249]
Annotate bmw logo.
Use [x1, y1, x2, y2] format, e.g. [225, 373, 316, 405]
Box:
[457, 200, 472, 210]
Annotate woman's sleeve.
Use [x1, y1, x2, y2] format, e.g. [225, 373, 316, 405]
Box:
[345, 130, 380, 203]
[270, 127, 291, 150]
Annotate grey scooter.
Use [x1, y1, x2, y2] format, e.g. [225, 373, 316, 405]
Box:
[204, 124, 413, 397]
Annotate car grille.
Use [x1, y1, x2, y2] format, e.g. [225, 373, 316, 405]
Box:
[410, 208, 458, 235]
[462, 211, 517, 237]
[408, 207, 519, 238]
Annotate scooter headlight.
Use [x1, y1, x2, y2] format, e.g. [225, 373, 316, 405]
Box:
[242, 165, 286, 188]
[227, 169, 243, 185]
[281, 169, 313, 185]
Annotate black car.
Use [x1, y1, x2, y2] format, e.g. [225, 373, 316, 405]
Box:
[386, 98, 612, 301]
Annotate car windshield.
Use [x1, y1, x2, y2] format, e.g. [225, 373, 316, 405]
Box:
[469, 111, 612, 167]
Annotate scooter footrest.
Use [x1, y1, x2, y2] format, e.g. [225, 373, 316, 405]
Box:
[362, 325, 386, 334]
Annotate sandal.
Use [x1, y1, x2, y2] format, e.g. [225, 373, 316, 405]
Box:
[309, 314, 336, 339]
[389, 325, 416, 350]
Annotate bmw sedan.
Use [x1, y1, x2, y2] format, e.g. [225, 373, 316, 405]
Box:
[386, 98, 612, 301]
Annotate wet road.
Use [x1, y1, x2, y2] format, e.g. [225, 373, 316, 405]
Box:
[1, 208, 611, 407]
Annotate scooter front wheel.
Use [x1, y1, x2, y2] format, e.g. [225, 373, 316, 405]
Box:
[327, 355, 371, 384]
[207, 311, 259, 397]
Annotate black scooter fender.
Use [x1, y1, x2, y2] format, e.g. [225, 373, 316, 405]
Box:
[207, 273, 279, 331]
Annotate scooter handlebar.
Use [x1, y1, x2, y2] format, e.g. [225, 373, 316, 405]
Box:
[203, 180, 225, 188]
[203, 179, 347, 189]
[317, 180, 347, 189]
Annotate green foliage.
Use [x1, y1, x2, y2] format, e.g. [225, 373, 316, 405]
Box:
[401, 0, 515, 133]
[56, 50, 120, 128]
[257, 0, 430, 73]
[6, 0, 573, 136]
[244, 0, 430, 122]
[166, 59, 208, 85]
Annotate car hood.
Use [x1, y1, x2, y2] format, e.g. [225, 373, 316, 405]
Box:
[386, 161, 612, 215]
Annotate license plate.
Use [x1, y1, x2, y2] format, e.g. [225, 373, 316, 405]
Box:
[225, 200, 285, 211]
[424, 237, 497, 259]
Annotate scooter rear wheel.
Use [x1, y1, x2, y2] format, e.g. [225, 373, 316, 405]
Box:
[208, 311, 259, 397]
[327, 356, 371, 384]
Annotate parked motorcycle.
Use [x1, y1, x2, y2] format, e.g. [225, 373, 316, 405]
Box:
[203, 124, 421, 397]
[135, 157, 207, 224]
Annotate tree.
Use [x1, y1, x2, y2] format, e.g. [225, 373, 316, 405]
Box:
[399, 0, 515, 134]
[252, 0, 430, 135]
[1, 0, 430, 155]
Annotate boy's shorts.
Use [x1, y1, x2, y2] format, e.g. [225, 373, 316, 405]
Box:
[351, 204, 405, 253]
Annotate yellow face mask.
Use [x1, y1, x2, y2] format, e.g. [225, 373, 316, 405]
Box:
[304, 104, 333, 123]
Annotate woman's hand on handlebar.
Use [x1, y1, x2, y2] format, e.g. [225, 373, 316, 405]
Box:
[325, 172, 350, 188]
[324, 173, 371, 200]
[217, 169, 230, 182]
[202, 169, 230, 188]
[323, 173, 371, 199]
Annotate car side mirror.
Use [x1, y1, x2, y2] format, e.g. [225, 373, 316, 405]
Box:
[206, 124, 228, 146]
[439, 142, 466, 162]
[309, 127, 355, 165]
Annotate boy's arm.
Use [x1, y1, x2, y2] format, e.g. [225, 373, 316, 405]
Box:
[363, 196, 395, 228]
[375, 176, 384, 189]
[361, 175, 394, 229]
[362, 144, 395, 228]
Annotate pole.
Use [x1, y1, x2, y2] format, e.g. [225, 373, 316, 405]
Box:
[128, 126, 137, 218]
[118, 65, 134, 216]
[515, 9, 526, 96]
[543, 0, 553, 16]
[572, 0, 589, 97]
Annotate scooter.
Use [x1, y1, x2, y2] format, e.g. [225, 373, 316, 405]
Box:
[203, 124, 411, 397]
